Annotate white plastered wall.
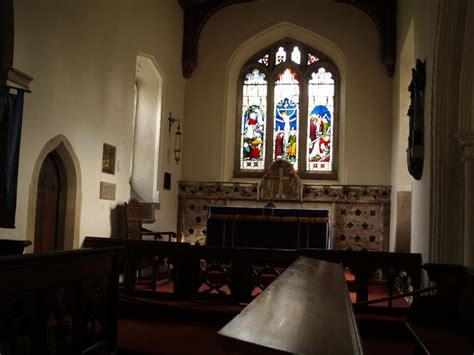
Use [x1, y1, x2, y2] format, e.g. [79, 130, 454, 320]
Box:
[389, 17, 415, 252]
[395, 0, 440, 261]
[1, 0, 185, 244]
[182, 0, 393, 186]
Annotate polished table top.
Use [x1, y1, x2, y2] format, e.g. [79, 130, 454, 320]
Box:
[217, 256, 363, 354]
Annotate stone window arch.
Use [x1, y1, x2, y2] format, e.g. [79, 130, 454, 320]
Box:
[234, 38, 339, 180]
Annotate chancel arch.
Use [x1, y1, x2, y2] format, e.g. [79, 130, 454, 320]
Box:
[26, 135, 82, 251]
[223, 22, 347, 182]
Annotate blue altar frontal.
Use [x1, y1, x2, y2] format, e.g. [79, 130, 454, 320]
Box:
[206, 206, 330, 249]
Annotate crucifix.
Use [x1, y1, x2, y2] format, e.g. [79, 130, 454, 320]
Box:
[266, 166, 291, 207]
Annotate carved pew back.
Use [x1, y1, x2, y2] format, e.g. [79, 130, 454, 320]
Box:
[0, 247, 120, 354]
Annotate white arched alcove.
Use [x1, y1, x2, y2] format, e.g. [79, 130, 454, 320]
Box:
[26, 135, 82, 251]
[222, 21, 348, 181]
[131, 53, 165, 204]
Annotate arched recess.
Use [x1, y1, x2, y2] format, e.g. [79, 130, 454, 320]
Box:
[130, 53, 165, 206]
[26, 135, 82, 251]
[222, 22, 347, 181]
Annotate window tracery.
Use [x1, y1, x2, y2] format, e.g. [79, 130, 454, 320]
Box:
[235, 39, 339, 179]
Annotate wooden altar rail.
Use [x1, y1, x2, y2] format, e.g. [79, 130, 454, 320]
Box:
[83, 237, 422, 311]
[0, 247, 121, 354]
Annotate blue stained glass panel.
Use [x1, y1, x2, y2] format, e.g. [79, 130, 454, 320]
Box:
[273, 69, 299, 169]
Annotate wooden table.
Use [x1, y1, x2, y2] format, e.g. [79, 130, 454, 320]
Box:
[217, 256, 363, 354]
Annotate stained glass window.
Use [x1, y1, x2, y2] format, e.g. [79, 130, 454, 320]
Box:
[240, 69, 267, 170]
[308, 53, 319, 65]
[236, 39, 339, 178]
[258, 54, 269, 66]
[307, 68, 335, 171]
[291, 47, 301, 64]
[276, 47, 286, 65]
[274, 69, 299, 169]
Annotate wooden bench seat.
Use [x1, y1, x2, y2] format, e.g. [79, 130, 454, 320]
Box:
[405, 263, 474, 355]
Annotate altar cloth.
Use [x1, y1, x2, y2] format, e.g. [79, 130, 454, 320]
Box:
[206, 206, 329, 249]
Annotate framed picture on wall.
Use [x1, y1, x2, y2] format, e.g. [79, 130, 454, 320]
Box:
[99, 181, 116, 200]
[102, 143, 116, 175]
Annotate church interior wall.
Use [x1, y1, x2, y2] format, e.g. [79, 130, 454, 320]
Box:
[3, 0, 467, 264]
[181, 0, 393, 186]
[389, 13, 415, 252]
[394, 0, 439, 262]
[0, 0, 185, 246]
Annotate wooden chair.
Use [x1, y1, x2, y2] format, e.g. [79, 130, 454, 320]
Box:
[123, 198, 177, 241]
[123, 198, 176, 288]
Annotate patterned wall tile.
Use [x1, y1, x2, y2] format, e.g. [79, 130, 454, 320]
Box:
[333, 203, 385, 251]
[178, 181, 391, 250]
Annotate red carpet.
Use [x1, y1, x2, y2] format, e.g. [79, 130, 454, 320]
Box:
[117, 315, 415, 355]
[118, 318, 240, 355]
[120, 271, 413, 354]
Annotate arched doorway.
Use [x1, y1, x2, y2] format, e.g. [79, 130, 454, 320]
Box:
[34, 150, 67, 252]
[27, 135, 81, 252]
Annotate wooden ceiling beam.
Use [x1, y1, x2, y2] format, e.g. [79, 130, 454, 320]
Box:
[178, 0, 397, 78]
[0, 0, 14, 84]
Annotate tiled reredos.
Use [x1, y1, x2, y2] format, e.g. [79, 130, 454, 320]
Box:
[178, 182, 390, 251]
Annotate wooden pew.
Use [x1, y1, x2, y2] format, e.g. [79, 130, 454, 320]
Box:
[0, 238, 31, 255]
[405, 263, 474, 354]
[0, 247, 121, 354]
[217, 256, 364, 354]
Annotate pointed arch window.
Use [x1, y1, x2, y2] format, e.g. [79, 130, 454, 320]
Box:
[235, 38, 339, 179]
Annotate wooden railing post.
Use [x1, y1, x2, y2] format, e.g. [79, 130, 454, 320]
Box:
[125, 247, 139, 295]
[231, 250, 253, 303]
[174, 247, 200, 299]
[353, 269, 371, 306]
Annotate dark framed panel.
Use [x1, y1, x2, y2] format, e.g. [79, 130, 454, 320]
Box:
[102, 143, 116, 175]
[407, 59, 425, 180]
[163, 172, 171, 190]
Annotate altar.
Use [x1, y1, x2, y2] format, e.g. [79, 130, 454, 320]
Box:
[206, 206, 329, 249]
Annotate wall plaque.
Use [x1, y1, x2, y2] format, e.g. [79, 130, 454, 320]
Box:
[99, 181, 116, 201]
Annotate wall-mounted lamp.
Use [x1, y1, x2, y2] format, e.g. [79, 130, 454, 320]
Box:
[168, 112, 182, 163]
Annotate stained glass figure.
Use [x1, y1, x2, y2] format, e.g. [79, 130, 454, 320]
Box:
[276, 47, 286, 65]
[307, 68, 334, 171]
[241, 69, 267, 170]
[291, 47, 301, 64]
[274, 69, 299, 169]
[307, 53, 319, 65]
[258, 54, 269, 66]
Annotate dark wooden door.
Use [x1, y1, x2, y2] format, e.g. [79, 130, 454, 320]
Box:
[34, 154, 60, 252]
